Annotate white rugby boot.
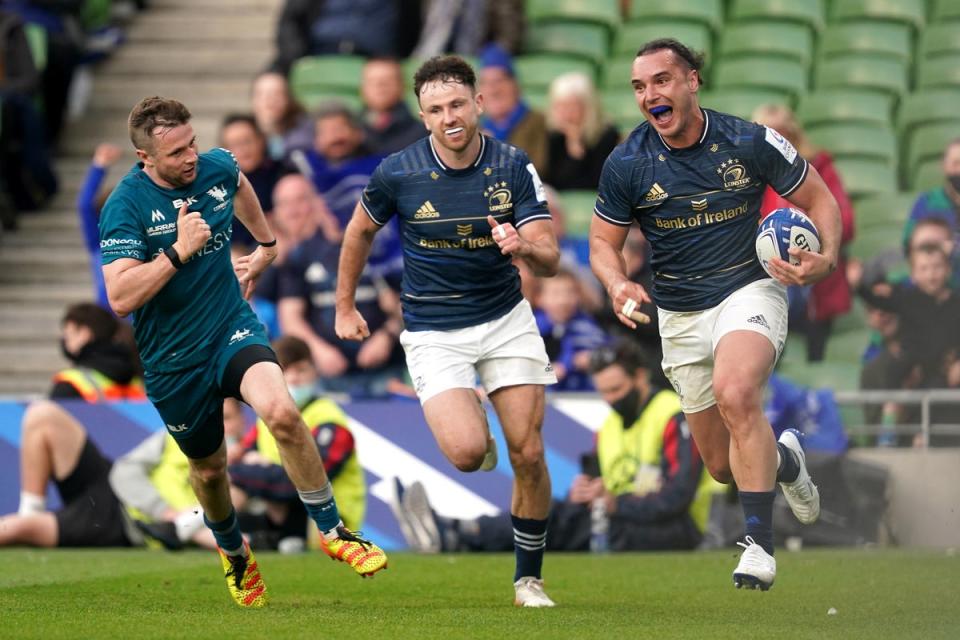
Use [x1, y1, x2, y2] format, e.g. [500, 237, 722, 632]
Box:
[732, 536, 776, 591]
[514, 577, 556, 608]
[778, 428, 821, 525]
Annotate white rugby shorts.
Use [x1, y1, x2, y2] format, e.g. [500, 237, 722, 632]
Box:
[658, 278, 787, 413]
[399, 299, 557, 404]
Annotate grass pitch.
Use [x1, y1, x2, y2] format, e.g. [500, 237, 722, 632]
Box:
[2, 549, 957, 639]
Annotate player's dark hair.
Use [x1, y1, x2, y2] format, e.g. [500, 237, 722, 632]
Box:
[587, 340, 649, 376]
[314, 101, 363, 130]
[220, 113, 264, 140]
[636, 38, 706, 85]
[62, 303, 118, 345]
[413, 55, 477, 101]
[128, 96, 192, 152]
[272, 335, 313, 370]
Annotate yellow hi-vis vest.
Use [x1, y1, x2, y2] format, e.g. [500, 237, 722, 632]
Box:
[52, 367, 146, 402]
[254, 397, 366, 531]
[596, 389, 724, 533]
[127, 434, 198, 523]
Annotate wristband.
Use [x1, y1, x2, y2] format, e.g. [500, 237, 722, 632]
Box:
[164, 246, 184, 269]
[259, 238, 277, 247]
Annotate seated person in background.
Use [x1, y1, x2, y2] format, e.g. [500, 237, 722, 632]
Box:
[219, 113, 287, 250]
[251, 71, 315, 161]
[477, 44, 549, 176]
[76, 143, 125, 309]
[753, 104, 855, 362]
[392, 341, 722, 553]
[229, 336, 366, 549]
[533, 268, 608, 391]
[903, 137, 960, 247]
[543, 72, 619, 191]
[51, 302, 144, 401]
[412, 0, 525, 58]
[360, 57, 427, 156]
[0, 402, 213, 550]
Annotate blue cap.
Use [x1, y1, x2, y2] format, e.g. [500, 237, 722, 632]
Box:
[479, 43, 515, 77]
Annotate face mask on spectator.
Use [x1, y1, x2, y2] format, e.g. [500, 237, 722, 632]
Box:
[288, 383, 314, 408]
[609, 386, 641, 426]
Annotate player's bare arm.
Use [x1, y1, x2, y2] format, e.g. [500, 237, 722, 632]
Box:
[766, 164, 841, 287]
[335, 202, 381, 341]
[103, 200, 210, 317]
[589, 217, 652, 330]
[231, 172, 278, 299]
[278, 297, 350, 377]
[487, 216, 560, 277]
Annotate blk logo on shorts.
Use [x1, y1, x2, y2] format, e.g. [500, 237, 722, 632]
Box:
[747, 314, 770, 329]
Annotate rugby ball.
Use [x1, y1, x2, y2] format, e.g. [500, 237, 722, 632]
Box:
[755, 207, 821, 277]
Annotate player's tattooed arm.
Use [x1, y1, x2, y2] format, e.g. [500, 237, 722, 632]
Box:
[589, 217, 652, 330]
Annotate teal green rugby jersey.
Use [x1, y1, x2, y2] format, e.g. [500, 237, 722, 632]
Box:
[99, 148, 247, 373]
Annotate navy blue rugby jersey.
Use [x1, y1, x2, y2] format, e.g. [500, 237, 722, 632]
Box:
[594, 108, 808, 311]
[361, 134, 552, 331]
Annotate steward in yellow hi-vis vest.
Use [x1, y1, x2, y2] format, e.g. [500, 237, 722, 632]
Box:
[232, 396, 365, 531]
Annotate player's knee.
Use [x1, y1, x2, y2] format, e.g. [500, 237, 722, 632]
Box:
[449, 445, 486, 472]
[190, 462, 227, 488]
[508, 439, 545, 474]
[714, 378, 763, 422]
[704, 457, 733, 484]
[259, 399, 303, 445]
[21, 400, 60, 436]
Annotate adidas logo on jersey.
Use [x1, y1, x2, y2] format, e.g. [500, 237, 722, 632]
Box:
[414, 201, 440, 219]
[644, 183, 668, 202]
[747, 314, 770, 329]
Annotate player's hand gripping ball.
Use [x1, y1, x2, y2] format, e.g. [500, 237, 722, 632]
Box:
[755, 207, 821, 277]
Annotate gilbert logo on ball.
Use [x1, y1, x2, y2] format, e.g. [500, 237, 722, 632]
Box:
[755, 207, 821, 277]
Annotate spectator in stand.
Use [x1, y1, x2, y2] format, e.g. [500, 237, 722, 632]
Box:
[753, 104, 856, 362]
[76, 143, 125, 308]
[290, 102, 403, 284]
[477, 43, 549, 175]
[903, 138, 960, 248]
[534, 269, 608, 391]
[412, 0, 525, 58]
[360, 57, 427, 155]
[251, 71, 315, 162]
[229, 336, 366, 549]
[270, 0, 407, 75]
[544, 72, 619, 191]
[277, 179, 404, 395]
[219, 113, 287, 250]
[391, 340, 722, 553]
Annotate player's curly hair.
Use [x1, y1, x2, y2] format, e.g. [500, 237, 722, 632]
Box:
[128, 96, 192, 152]
[636, 38, 706, 88]
[413, 55, 477, 102]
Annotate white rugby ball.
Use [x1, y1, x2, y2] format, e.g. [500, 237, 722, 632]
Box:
[756, 207, 821, 277]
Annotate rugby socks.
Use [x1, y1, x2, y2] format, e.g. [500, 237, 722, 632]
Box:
[204, 508, 244, 556]
[18, 492, 46, 516]
[739, 490, 776, 555]
[299, 483, 343, 539]
[512, 514, 548, 581]
[775, 442, 801, 484]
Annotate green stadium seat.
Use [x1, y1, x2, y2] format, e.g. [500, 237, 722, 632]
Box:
[601, 88, 641, 129]
[824, 329, 872, 364]
[719, 21, 814, 65]
[777, 361, 861, 392]
[524, 88, 549, 112]
[896, 90, 960, 139]
[778, 333, 808, 367]
[296, 90, 362, 112]
[819, 22, 913, 62]
[806, 124, 897, 164]
[814, 56, 908, 100]
[854, 192, 917, 230]
[614, 20, 712, 57]
[526, 0, 620, 33]
[558, 190, 600, 237]
[932, 0, 960, 21]
[712, 58, 808, 102]
[833, 298, 869, 334]
[626, 0, 723, 32]
[23, 23, 47, 73]
[797, 90, 892, 129]
[919, 23, 960, 59]
[906, 122, 960, 179]
[602, 54, 637, 90]
[829, 0, 925, 31]
[916, 55, 960, 90]
[727, 0, 825, 33]
[699, 89, 791, 120]
[81, 0, 112, 30]
[290, 55, 365, 97]
[911, 158, 945, 190]
[833, 158, 898, 200]
[525, 22, 609, 68]
[848, 225, 902, 261]
[514, 55, 597, 92]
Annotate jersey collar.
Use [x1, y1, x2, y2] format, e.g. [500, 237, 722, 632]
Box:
[657, 108, 710, 153]
[428, 133, 486, 174]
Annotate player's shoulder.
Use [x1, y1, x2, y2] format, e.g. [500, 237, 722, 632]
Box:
[201, 147, 239, 172]
[376, 136, 433, 177]
[606, 121, 661, 167]
[102, 165, 147, 212]
[484, 135, 533, 168]
[706, 108, 766, 149]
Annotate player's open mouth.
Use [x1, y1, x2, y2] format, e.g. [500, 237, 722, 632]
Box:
[445, 127, 464, 136]
[649, 105, 673, 126]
